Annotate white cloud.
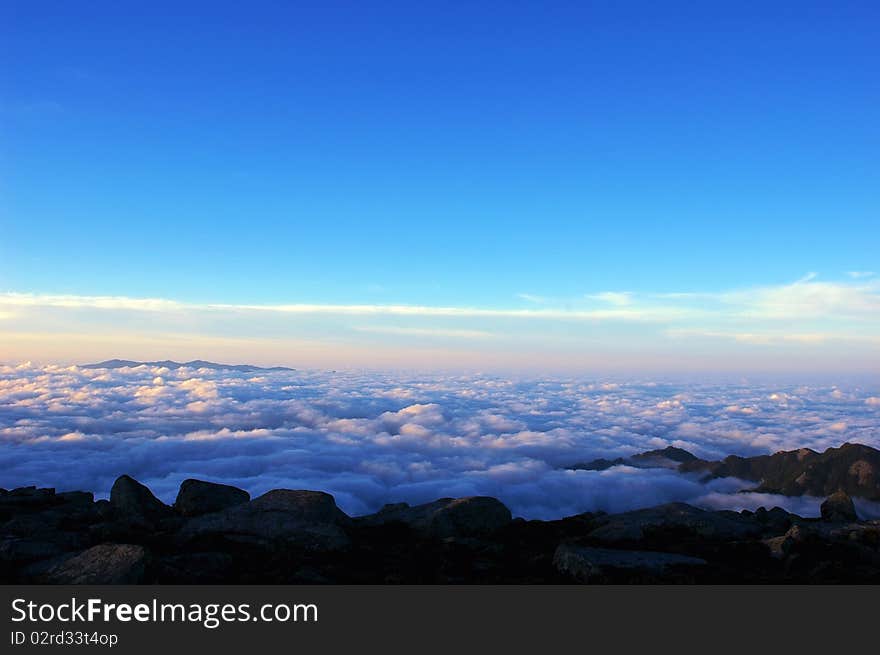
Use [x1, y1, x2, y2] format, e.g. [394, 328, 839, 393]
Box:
[1, 273, 878, 372]
[352, 326, 494, 339]
[0, 292, 659, 320]
[588, 291, 633, 306]
[722, 275, 880, 320]
[1, 365, 878, 519]
[516, 293, 548, 304]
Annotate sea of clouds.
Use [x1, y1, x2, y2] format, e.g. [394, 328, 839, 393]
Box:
[1, 362, 879, 519]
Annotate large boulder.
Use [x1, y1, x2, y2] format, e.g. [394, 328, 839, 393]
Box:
[554, 544, 706, 582]
[587, 503, 761, 544]
[820, 491, 858, 522]
[179, 489, 351, 550]
[110, 475, 173, 523]
[40, 544, 149, 584]
[174, 479, 250, 517]
[357, 497, 512, 538]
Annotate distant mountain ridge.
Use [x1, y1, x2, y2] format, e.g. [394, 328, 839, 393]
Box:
[570, 446, 699, 472]
[570, 443, 880, 500]
[81, 359, 294, 372]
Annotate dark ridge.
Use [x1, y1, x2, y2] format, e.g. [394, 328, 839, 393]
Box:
[570, 443, 880, 501]
[570, 446, 703, 472]
[681, 442, 880, 500]
[80, 359, 294, 372]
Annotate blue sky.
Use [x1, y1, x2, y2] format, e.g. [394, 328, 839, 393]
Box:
[1, 2, 878, 371]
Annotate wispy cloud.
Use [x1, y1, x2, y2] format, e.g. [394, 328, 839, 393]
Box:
[0, 292, 689, 322]
[587, 291, 633, 306]
[721, 275, 880, 320]
[516, 293, 548, 304]
[666, 329, 880, 346]
[352, 326, 495, 339]
[2, 273, 878, 370]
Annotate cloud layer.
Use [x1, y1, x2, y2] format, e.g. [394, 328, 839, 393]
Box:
[1, 363, 879, 519]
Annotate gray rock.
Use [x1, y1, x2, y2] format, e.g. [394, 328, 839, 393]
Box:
[762, 535, 789, 559]
[820, 490, 858, 522]
[554, 544, 706, 582]
[174, 479, 250, 517]
[40, 544, 149, 584]
[754, 506, 795, 529]
[588, 502, 761, 543]
[179, 489, 351, 550]
[110, 475, 172, 523]
[357, 496, 512, 538]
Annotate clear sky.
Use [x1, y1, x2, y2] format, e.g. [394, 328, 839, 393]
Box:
[1, 2, 878, 372]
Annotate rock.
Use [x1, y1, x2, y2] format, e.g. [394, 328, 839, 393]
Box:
[40, 544, 149, 584]
[762, 535, 789, 559]
[0, 537, 68, 564]
[157, 552, 235, 583]
[820, 491, 858, 522]
[678, 443, 880, 499]
[55, 491, 95, 506]
[588, 502, 761, 543]
[179, 489, 351, 550]
[753, 506, 795, 534]
[0, 487, 59, 515]
[357, 497, 512, 538]
[9, 486, 54, 498]
[174, 479, 250, 517]
[554, 544, 706, 582]
[110, 475, 172, 523]
[570, 446, 702, 472]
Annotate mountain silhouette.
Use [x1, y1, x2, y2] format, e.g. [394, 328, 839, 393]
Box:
[81, 359, 294, 372]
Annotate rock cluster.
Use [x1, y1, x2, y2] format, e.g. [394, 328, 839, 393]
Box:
[2, 478, 879, 584]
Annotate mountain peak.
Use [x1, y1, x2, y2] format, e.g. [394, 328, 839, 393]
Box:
[80, 359, 294, 372]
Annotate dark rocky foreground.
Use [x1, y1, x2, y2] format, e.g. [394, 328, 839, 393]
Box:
[3, 472, 880, 584]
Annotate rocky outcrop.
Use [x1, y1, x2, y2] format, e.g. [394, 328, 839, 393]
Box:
[570, 443, 880, 501]
[3, 474, 880, 584]
[820, 491, 858, 522]
[179, 489, 351, 550]
[587, 503, 762, 544]
[110, 475, 173, 524]
[357, 497, 512, 538]
[571, 446, 701, 471]
[553, 544, 706, 582]
[39, 544, 149, 584]
[681, 443, 880, 499]
[174, 479, 250, 517]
